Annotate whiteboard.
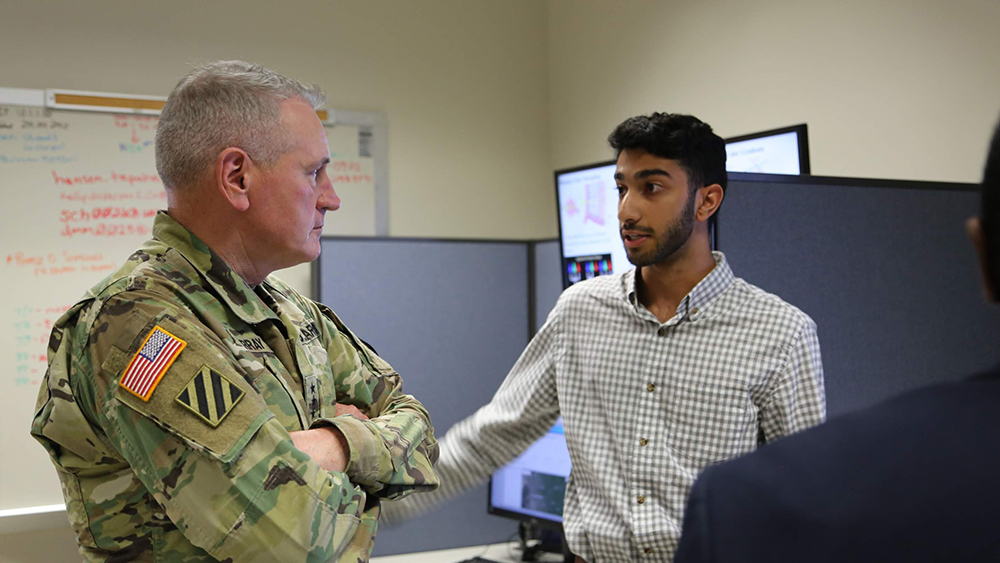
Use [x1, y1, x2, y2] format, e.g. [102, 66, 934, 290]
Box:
[0, 102, 378, 514]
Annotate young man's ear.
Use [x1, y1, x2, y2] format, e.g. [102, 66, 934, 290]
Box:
[217, 148, 252, 212]
[696, 184, 724, 222]
[966, 216, 998, 303]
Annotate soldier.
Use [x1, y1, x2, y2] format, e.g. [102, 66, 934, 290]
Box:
[31, 60, 439, 562]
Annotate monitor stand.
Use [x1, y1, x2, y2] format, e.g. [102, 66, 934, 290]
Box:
[517, 521, 574, 563]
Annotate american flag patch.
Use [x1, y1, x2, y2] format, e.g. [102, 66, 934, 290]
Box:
[119, 326, 187, 401]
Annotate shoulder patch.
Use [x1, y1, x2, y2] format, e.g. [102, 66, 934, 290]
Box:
[176, 366, 245, 427]
[119, 326, 186, 401]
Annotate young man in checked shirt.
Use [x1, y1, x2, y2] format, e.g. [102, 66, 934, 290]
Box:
[382, 113, 827, 562]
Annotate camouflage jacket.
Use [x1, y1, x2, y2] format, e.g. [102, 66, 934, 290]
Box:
[31, 212, 439, 562]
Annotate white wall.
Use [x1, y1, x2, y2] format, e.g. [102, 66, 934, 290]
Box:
[0, 1, 550, 560]
[548, 0, 1000, 184]
[1, 0, 552, 240]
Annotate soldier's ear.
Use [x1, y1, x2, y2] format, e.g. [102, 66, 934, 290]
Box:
[217, 148, 251, 212]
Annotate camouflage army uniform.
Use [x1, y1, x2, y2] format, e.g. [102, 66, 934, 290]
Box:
[31, 212, 439, 562]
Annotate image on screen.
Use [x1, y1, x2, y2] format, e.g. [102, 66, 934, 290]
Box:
[556, 163, 631, 288]
[726, 131, 802, 174]
[489, 418, 571, 523]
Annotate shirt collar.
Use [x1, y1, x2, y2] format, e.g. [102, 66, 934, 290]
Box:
[625, 251, 735, 321]
[151, 211, 277, 324]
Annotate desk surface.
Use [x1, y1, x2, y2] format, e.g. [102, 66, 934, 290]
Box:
[371, 542, 565, 563]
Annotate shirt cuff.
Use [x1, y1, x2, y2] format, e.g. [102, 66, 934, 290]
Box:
[313, 416, 380, 487]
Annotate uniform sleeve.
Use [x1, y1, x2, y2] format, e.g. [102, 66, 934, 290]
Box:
[758, 318, 827, 442]
[88, 292, 370, 562]
[380, 302, 564, 524]
[305, 302, 440, 500]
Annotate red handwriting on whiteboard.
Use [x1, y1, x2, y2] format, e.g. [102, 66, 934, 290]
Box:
[58, 207, 158, 224]
[113, 115, 158, 129]
[38, 305, 72, 315]
[60, 223, 152, 238]
[110, 171, 160, 186]
[6, 252, 44, 267]
[329, 160, 372, 184]
[6, 251, 117, 276]
[332, 160, 362, 173]
[59, 190, 166, 204]
[52, 170, 161, 187]
[52, 171, 106, 186]
[330, 174, 374, 184]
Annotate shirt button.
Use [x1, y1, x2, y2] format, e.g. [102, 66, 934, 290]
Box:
[644, 548, 654, 555]
[657, 327, 666, 337]
[647, 383, 656, 392]
[637, 496, 645, 504]
[639, 438, 648, 446]
[690, 307, 699, 316]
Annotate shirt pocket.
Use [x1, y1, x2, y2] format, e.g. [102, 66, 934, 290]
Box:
[664, 372, 750, 466]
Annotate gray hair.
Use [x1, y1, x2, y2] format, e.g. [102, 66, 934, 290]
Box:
[155, 60, 326, 190]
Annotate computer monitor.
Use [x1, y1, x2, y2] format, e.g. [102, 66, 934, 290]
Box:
[725, 123, 810, 175]
[487, 417, 570, 527]
[554, 160, 623, 289]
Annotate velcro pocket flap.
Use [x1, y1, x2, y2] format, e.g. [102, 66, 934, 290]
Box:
[111, 313, 273, 463]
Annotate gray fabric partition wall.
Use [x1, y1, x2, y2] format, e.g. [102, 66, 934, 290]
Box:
[314, 238, 563, 556]
[719, 173, 1000, 416]
[532, 239, 563, 334]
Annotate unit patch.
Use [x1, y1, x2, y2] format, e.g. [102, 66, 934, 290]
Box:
[175, 365, 245, 427]
[120, 326, 187, 401]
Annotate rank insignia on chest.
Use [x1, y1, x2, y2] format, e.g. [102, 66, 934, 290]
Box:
[120, 326, 187, 401]
[175, 366, 245, 427]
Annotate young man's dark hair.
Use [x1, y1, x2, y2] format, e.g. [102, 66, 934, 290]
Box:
[607, 112, 728, 194]
[981, 119, 1000, 292]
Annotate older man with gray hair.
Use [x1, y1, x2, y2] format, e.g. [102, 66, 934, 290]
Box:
[32, 60, 439, 562]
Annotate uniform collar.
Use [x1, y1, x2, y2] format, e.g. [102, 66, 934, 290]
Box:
[152, 211, 277, 325]
[625, 251, 735, 321]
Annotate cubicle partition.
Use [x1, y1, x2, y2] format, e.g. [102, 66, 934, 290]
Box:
[720, 173, 999, 415]
[313, 237, 562, 556]
[313, 173, 1000, 556]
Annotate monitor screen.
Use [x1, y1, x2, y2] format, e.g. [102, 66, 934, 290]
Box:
[488, 417, 571, 525]
[555, 161, 626, 288]
[725, 124, 810, 175]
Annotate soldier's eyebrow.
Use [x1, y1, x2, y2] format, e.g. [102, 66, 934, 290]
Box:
[308, 157, 331, 170]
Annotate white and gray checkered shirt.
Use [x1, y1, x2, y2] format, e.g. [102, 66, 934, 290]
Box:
[382, 252, 825, 562]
